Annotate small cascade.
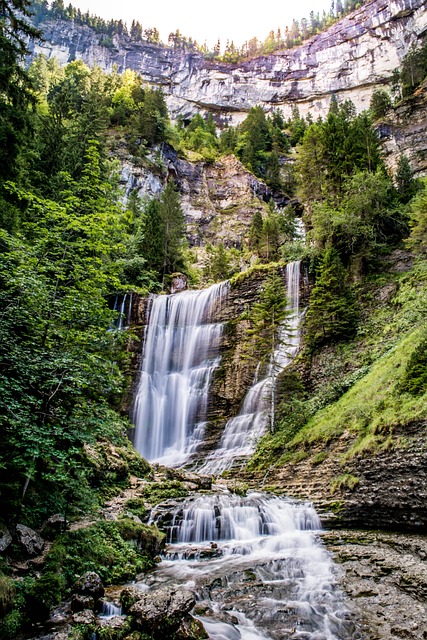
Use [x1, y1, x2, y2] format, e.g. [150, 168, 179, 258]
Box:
[146, 492, 354, 640]
[99, 601, 122, 618]
[199, 261, 302, 474]
[112, 293, 132, 330]
[132, 282, 229, 467]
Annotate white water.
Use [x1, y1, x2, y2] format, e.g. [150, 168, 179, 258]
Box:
[147, 492, 353, 640]
[132, 282, 229, 467]
[199, 262, 302, 475]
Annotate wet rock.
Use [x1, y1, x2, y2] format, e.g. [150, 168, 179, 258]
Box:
[41, 514, 67, 540]
[0, 524, 12, 552]
[15, 524, 45, 556]
[170, 273, 188, 294]
[129, 587, 196, 636]
[72, 609, 96, 625]
[120, 586, 147, 612]
[97, 614, 129, 635]
[70, 593, 95, 613]
[73, 571, 104, 600]
[175, 615, 208, 639]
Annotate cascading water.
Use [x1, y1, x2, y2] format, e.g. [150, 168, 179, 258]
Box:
[199, 261, 302, 475]
[145, 492, 355, 640]
[129, 255, 355, 640]
[132, 282, 229, 467]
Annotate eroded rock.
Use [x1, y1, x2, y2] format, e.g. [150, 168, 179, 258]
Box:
[15, 524, 45, 557]
[0, 524, 12, 552]
[129, 587, 195, 636]
[73, 571, 104, 600]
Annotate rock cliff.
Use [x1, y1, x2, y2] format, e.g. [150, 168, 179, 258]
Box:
[29, 0, 427, 123]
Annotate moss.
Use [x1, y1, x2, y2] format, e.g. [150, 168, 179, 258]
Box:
[44, 519, 164, 590]
[229, 261, 282, 288]
[124, 498, 147, 521]
[138, 480, 188, 506]
[0, 575, 15, 617]
[26, 572, 64, 620]
[330, 474, 360, 493]
[311, 451, 328, 465]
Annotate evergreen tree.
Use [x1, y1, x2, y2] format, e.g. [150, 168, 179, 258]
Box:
[249, 209, 263, 253]
[159, 180, 186, 279]
[247, 271, 290, 431]
[396, 154, 415, 203]
[0, 0, 41, 180]
[304, 247, 358, 348]
[138, 197, 165, 276]
[407, 182, 427, 256]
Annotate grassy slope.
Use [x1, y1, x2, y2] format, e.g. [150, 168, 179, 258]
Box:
[248, 254, 427, 470]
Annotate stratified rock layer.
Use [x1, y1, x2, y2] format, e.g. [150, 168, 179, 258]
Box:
[29, 0, 427, 122]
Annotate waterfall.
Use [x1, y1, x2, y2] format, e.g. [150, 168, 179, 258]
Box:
[132, 282, 229, 467]
[146, 492, 353, 640]
[199, 261, 302, 474]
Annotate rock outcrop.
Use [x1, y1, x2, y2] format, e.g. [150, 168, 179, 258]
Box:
[29, 0, 427, 123]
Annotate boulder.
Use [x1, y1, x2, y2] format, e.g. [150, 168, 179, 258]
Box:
[41, 514, 67, 540]
[170, 273, 188, 294]
[15, 524, 45, 556]
[72, 609, 96, 625]
[73, 571, 104, 600]
[175, 615, 209, 640]
[0, 524, 12, 552]
[120, 586, 148, 612]
[129, 587, 195, 636]
[70, 594, 95, 613]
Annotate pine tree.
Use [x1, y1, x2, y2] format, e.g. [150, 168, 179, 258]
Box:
[304, 247, 358, 348]
[159, 180, 186, 280]
[396, 154, 415, 203]
[247, 271, 291, 431]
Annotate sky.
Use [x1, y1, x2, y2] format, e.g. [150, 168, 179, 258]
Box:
[68, 0, 333, 49]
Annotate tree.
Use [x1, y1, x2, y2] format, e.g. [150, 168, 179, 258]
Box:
[0, 0, 41, 180]
[159, 180, 186, 280]
[249, 210, 263, 252]
[0, 143, 130, 521]
[407, 182, 427, 256]
[369, 89, 392, 120]
[247, 271, 291, 431]
[396, 154, 416, 203]
[304, 247, 358, 348]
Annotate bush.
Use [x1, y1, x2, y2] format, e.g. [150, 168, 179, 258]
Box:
[44, 520, 164, 588]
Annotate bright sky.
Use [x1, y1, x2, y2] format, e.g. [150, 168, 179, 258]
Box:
[69, 0, 332, 48]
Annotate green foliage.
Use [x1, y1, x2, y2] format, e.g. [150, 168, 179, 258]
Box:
[369, 89, 392, 120]
[304, 247, 358, 348]
[407, 180, 427, 255]
[138, 480, 188, 505]
[0, 143, 134, 524]
[400, 331, 427, 395]
[44, 519, 163, 587]
[0, 0, 41, 182]
[399, 36, 427, 97]
[309, 169, 406, 268]
[296, 102, 382, 208]
[330, 473, 359, 493]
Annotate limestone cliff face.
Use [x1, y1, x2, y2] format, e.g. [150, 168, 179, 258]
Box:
[378, 83, 427, 177]
[29, 0, 426, 123]
[115, 143, 279, 250]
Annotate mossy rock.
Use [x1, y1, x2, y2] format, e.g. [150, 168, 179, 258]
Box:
[44, 519, 165, 589]
[83, 441, 151, 489]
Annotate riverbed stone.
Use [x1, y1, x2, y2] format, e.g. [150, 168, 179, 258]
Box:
[73, 571, 104, 600]
[72, 609, 96, 626]
[70, 593, 95, 613]
[15, 524, 45, 556]
[129, 587, 195, 636]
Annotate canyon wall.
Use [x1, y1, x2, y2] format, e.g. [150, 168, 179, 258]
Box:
[29, 0, 427, 124]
